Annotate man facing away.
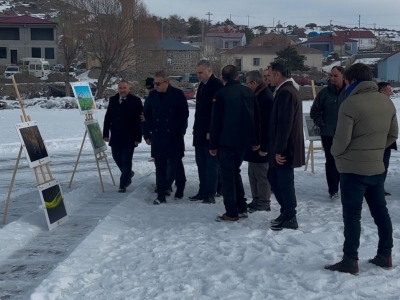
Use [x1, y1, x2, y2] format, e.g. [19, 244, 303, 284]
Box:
[244, 70, 274, 213]
[267, 62, 305, 231]
[103, 80, 143, 193]
[310, 66, 347, 200]
[378, 82, 397, 196]
[143, 71, 189, 205]
[210, 65, 260, 222]
[325, 63, 398, 275]
[190, 60, 224, 204]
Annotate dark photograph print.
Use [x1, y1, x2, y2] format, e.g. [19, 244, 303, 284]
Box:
[38, 181, 69, 230]
[303, 113, 321, 141]
[15, 121, 51, 168]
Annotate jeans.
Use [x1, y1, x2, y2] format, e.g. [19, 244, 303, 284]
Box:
[195, 146, 219, 197]
[340, 173, 393, 260]
[268, 166, 297, 220]
[321, 136, 340, 195]
[111, 146, 134, 188]
[218, 147, 247, 217]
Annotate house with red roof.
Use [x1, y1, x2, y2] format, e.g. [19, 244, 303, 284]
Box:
[0, 15, 58, 65]
[334, 30, 376, 51]
[301, 34, 358, 56]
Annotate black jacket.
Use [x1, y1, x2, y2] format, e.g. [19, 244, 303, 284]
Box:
[244, 83, 274, 163]
[193, 74, 224, 147]
[143, 85, 189, 159]
[310, 82, 347, 136]
[269, 81, 305, 168]
[210, 80, 260, 150]
[103, 92, 143, 148]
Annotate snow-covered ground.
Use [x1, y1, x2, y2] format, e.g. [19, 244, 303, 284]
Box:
[1, 96, 400, 299]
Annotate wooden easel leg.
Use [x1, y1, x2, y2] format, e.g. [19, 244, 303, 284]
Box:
[3, 146, 23, 225]
[95, 153, 105, 193]
[104, 155, 115, 186]
[311, 141, 315, 174]
[69, 130, 88, 188]
[305, 142, 312, 171]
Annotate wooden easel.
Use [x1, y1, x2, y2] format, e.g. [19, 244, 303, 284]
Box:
[3, 76, 55, 224]
[68, 113, 115, 192]
[304, 80, 324, 174]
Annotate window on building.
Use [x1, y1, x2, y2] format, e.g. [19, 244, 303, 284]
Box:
[345, 43, 352, 51]
[224, 42, 229, 48]
[45, 48, 55, 59]
[31, 28, 54, 40]
[0, 47, 6, 58]
[233, 41, 239, 47]
[32, 47, 41, 58]
[0, 28, 19, 40]
[253, 58, 260, 66]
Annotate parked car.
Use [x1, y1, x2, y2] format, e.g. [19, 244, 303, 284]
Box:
[3, 66, 21, 78]
[59, 67, 76, 77]
[293, 76, 310, 86]
[188, 74, 199, 83]
[315, 77, 329, 86]
[182, 87, 195, 99]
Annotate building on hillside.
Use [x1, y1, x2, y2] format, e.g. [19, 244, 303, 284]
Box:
[301, 35, 358, 56]
[221, 45, 324, 72]
[136, 39, 200, 75]
[205, 32, 246, 50]
[0, 15, 58, 65]
[377, 51, 400, 82]
[334, 30, 376, 51]
[251, 33, 296, 46]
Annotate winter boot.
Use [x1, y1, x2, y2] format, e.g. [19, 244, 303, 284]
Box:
[368, 254, 392, 269]
[325, 256, 359, 275]
[202, 196, 216, 204]
[270, 213, 283, 225]
[271, 216, 298, 231]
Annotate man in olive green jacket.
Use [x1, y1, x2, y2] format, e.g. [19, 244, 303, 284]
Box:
[325, 63, 398, 275]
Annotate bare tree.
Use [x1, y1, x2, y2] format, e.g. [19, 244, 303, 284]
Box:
[202, 42, 234, 78]
[71, 0, 152, 98]
[57, 2, 85, 96]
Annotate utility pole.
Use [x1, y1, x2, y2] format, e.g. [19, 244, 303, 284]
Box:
[273, 18, 275, 27]
[206, 12, 213, 24]
[201, 20, 204, 46]
[373, 23, 376, 36]
[358, 14, 361, 51]
[230, 14, 231, 22]
[330, 20, 332, 32]
[247, 15, 250, 28]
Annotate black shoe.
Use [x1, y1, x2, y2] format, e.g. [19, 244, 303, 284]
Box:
[325, 256, 359, 275]
[118, 186, 126, 193]
[271, 217, 298, 231]
[385, 191, 391, 196]
[201, 196, 215, 204]
[368, 254, 392, 269]
[215, 214, 239, 222]
[248, 206, 271, 213]
[270, 213, 283, 225]
[189, 194, 205, 201]
[153, 197, 167, 205]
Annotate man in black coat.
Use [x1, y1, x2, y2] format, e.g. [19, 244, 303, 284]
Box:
[210, 65, 260, 222]
[244, 70, 274, 212]
[191, 60, 224, 204]
[103, 80, 143, 193]
[267, 63, 305, 231]
[144, 70, 189, 205]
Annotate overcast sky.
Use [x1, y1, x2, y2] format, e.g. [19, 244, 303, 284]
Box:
[144, 0, 400, 30]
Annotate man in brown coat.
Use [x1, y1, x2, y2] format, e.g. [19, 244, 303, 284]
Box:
[267, 62, 305, 231]
[325, 63, 398, 275]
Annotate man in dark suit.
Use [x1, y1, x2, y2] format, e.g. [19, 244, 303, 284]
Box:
[267, 62, 305, 231]
[103, 80, 143, 193]
[210, 65, 260, 222]
[190, 60, 224, 204]
[144, 70, 189, 204]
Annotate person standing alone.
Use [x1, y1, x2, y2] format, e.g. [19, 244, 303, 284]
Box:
[103, 80, 143, 193]
[310, 66, 346, 200]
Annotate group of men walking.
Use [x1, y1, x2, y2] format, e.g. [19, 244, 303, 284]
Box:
[102, 60, 398, 274]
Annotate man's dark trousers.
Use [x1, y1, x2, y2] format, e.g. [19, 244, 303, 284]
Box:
[321, 135, 340, 195]
[111, 146, 134, 187]
[156, 156, 186, 198]
[195, 146, 219, 197]
[218, 146, 247, 217]
[340, 173, 393, 260]
[267, 165, 297, 220]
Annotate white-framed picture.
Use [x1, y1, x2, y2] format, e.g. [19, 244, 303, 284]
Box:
[303, 113, 321, 141]
[70, 82, 96, 115]
[84, 119, 107, 154]
[38, 180, 69, 231]
[15, 121, 51, 168]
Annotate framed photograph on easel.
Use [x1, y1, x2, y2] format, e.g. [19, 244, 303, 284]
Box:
[38, 180, 69, 231]
[303, 113, 321, 141]
[71, 82, 96, 115]
[15, 121, 51, 168]
[84, 119, 108, 154]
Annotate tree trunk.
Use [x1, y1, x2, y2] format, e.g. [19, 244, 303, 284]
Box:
[65, 63, 71, 97]
[96, 69, 107, 99]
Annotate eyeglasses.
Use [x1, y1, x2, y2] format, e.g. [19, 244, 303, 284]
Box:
[154, 81, 166, 86]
